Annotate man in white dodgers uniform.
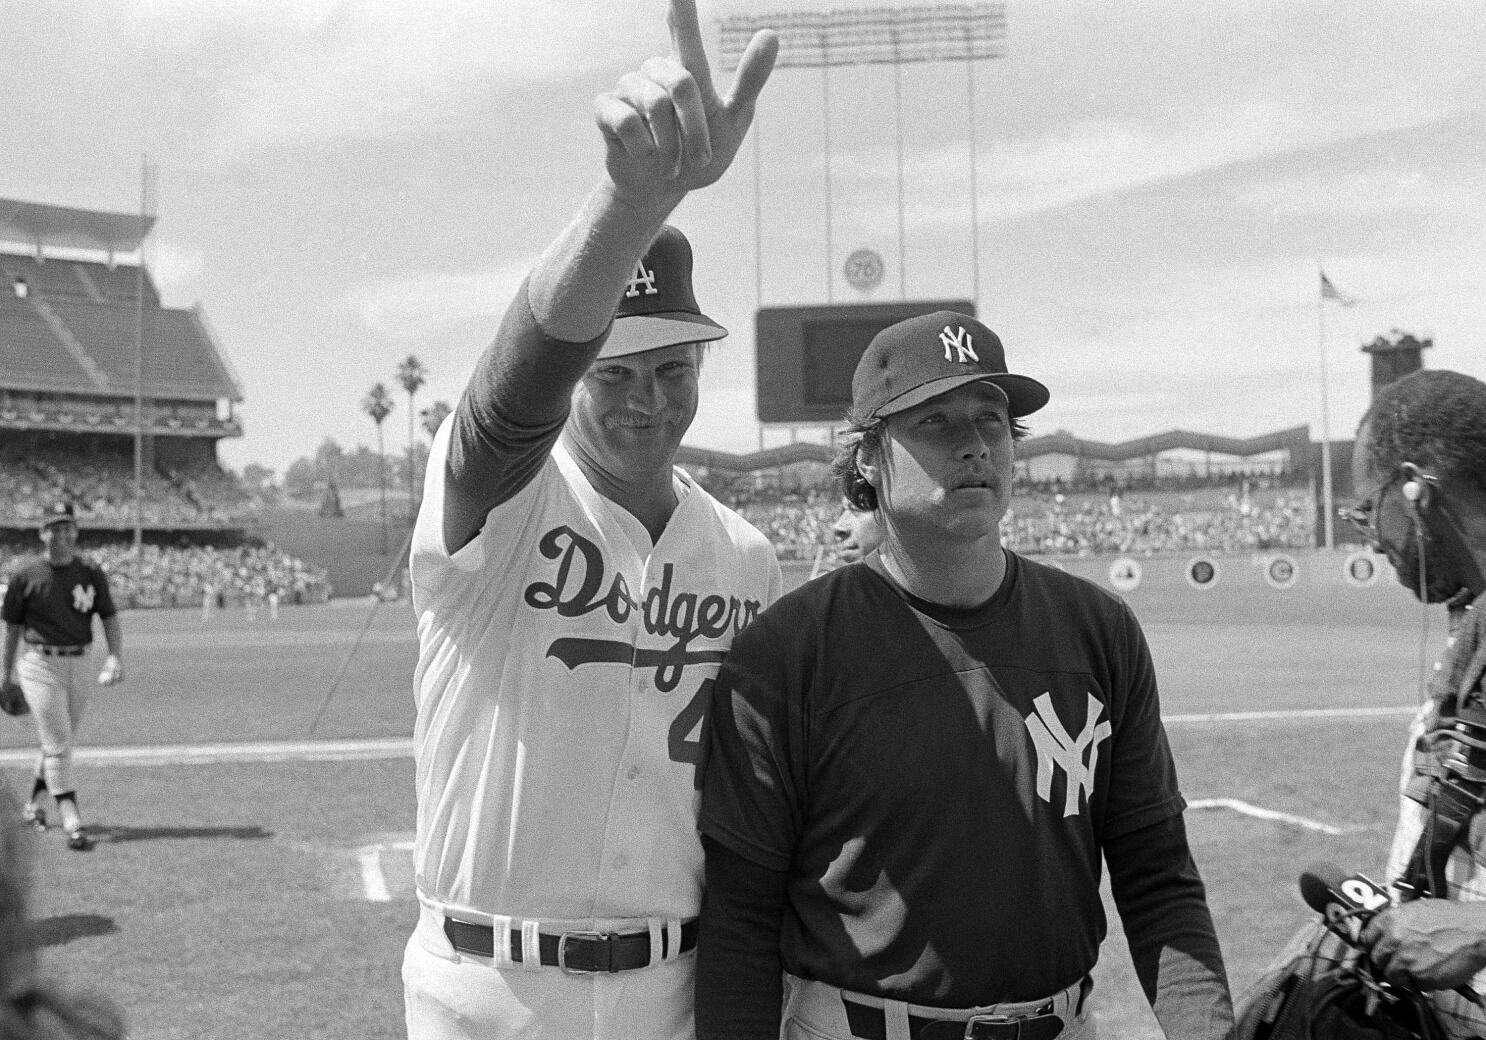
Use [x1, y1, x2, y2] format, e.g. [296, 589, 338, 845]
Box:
[400, 3, 780, 1038]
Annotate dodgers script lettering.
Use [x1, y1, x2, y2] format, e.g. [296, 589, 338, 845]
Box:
[523, 526, 763, 691]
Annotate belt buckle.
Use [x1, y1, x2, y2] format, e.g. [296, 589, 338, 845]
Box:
[965, 1014, 1018, 1040]
[557, 930, 610, 974]
[966, 1011, 1061, 1040]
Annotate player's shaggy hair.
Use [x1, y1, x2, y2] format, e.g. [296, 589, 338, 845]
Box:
[1361, 369, 1486, 494]
[833, 410, 887, 512]
[832, 404, 1030, 512]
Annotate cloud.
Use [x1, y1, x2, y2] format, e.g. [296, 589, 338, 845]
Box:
[191, 2, 648, 155]
[1236, 166, 1480, 220]
[341, 257, 534, 337]
[146, 240, 207, 296]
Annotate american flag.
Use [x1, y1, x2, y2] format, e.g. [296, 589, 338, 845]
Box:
[1320, 271, 1356, 306]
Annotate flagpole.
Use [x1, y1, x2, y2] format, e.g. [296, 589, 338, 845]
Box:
[1317, 265, 1335, 551]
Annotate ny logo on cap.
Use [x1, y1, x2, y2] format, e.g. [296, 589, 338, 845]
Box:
[625, 261, 659, 298]
[939, 324, 979, 364]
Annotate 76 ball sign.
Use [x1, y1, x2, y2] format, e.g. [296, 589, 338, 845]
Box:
[843, 249, 884, 292]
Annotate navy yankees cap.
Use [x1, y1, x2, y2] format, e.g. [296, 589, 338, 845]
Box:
[598, 225, 728, 359]
[852, 311, 1050, 419]
[41, 500, 76, 528]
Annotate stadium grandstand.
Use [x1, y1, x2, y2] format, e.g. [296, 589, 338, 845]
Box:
[676, 422, 1352, 566]
[0, 194, 1374, 598]
[0, 196, 331, 607]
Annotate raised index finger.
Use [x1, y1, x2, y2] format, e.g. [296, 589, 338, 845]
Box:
[667, 0, 715, 99]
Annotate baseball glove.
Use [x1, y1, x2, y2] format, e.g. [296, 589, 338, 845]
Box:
[1235, 919, 1449, 1040]
[0, 679, 27, 718]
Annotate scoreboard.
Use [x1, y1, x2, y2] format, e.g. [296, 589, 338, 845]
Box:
[755, 300, 975, 423]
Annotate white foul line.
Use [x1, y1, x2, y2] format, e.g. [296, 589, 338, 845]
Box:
[0, 707, 1419, 769]
[0, 737, 413, 768]
[357, 839, 414, 903]
[1188, 797, 1360, 835]
[1164, 705, 1418, 725]
[359, 847, 391, 902]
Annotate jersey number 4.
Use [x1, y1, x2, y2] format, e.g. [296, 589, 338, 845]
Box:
[667, 678, 712, 789]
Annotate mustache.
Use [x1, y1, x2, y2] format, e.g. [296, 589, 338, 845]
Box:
[604, 410, 685, 429]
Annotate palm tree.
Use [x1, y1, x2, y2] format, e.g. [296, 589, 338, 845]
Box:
[362, 383, 394, 554]
[396, 355, 428, 521]
[420, 400, 452, 440]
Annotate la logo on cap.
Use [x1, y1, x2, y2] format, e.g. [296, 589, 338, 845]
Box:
[939, 324, 979, 364]
[626, 260, 659, 299]
[599, 225, 727, 359]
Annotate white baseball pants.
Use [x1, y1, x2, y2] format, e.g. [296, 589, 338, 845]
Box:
[17, 648, 88, 794]
[402, 903, 696, 1040]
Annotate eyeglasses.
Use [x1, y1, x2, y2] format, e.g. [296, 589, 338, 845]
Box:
[1338, 500, 1375, 542]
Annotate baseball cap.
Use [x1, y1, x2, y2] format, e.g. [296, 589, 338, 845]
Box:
[41, 500, 76, 528]
[598, 225, 728, 359]
[852, 310, 1050, 419]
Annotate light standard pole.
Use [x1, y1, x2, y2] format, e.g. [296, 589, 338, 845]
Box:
[719, 4, 1006, 306]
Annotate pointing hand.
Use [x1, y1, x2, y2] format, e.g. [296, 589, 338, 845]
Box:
[594, 0, 778, 208]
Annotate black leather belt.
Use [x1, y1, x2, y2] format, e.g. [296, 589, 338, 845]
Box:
[843, 999, 1065, 1040]
[29, 645, 85, 657]
[442, 917, 698, 973]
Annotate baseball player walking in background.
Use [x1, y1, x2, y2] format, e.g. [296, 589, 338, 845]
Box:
[2, 501, 125, 852]
[697, 312, 1233, 1040]
[399, 3, 780, 1038]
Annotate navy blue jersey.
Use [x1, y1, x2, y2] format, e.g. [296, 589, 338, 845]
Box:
[699, 550, 1184, 1006]
[2, 556, 117, 647]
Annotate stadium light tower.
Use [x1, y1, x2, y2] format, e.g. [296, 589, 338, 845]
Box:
[719, 3, 1006, 304]
[133, 157, 157, 562]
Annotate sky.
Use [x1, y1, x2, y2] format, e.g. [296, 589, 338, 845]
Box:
[2, 0, 1483, 478]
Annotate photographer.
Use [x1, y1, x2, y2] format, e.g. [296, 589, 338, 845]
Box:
[1345, 369, 1486, 1038]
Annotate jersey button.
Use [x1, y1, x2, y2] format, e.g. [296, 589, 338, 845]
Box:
[626, 765, 642, 781]
[614, 854, 629, 869]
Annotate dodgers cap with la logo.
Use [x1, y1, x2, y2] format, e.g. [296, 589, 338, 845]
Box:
[598, 225, 729, 359]
[851, 310, 1050, 419]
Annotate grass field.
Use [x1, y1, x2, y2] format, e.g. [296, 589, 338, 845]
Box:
[0, 559, 1445, 1039]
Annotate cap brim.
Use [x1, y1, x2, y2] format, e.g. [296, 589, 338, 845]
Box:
[598, 312, 728, 359]
[875, 373, 1050, 418]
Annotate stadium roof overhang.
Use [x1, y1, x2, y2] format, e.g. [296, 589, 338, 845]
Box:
[0, 198, 154, 255]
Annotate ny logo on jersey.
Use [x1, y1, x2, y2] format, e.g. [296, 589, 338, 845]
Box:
[625, 260, 659, 298]
[71, 584, 95, 613]
[939, 324, 978, 364]
[1023, 692, 1112, 817]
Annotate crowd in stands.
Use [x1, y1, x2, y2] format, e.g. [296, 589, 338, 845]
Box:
[725, 487, 842, 562]
[0, 540, 332, 610]
[0, 440, 1318, 610]
[1002, 488, 1313, 556]
[721, 478, 1316, 564]
[0, 438, 326, 608]
[0, 444, 252, 528]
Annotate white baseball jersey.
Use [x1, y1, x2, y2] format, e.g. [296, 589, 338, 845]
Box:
[409, 417, 782, 924]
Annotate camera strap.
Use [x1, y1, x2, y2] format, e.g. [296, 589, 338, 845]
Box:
[1401, 600, 1486, 900]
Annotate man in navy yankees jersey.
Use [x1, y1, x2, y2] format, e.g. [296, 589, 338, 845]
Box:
[400, 4, 781, 1039]
[2, 501, 124, 852]
[697, 312, 1232, 1040]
